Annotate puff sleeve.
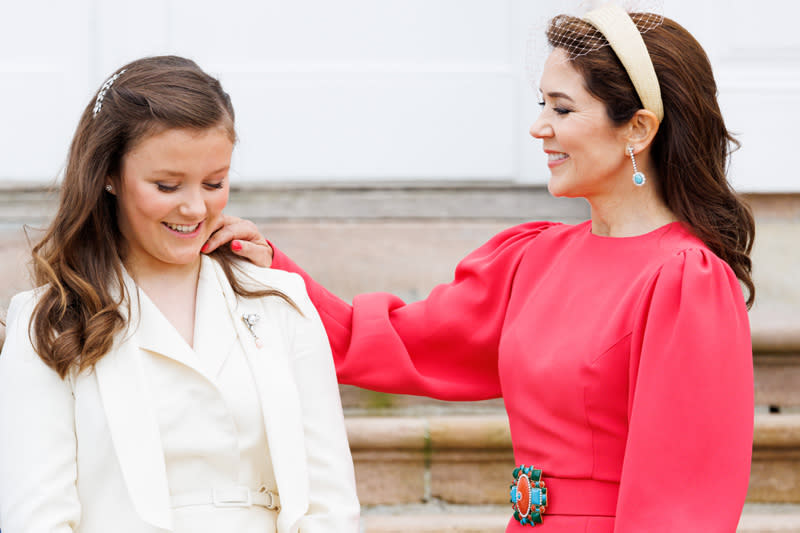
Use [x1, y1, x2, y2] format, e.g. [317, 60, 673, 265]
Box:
[271, 221, 556, 400]
[616, 249, 753, 532]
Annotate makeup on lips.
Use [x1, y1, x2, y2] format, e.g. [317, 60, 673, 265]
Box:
[545, 150, 569, 168]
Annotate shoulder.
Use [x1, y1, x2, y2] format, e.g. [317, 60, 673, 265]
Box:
[460, 221, 563, 266]
[653, 223, 738, 285]
[230, 259, 308, 298]
[218, 259, 317, 320]
[485, 220, 600, 255]
[1, 289, 50, 374]
[454, 221, 578, 280]
[665, 246, 740, 288]
[487, 220, 563, 246]
[4, 288, 42, 329]
[2, 290, 38, 355]
[632, 244, 751, 369]
[643, 243, 746, 315]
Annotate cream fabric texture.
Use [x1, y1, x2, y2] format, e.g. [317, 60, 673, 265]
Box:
[137, 263, 279, 532]
[0, 256, 360, 533]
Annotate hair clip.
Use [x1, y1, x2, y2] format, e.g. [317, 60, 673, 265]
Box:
[92, 69, 126, 118]
[241, 313, 263, 348]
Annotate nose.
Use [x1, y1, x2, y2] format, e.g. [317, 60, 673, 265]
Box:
[178, 187, 207, 219]
[529, 111, 553, 140]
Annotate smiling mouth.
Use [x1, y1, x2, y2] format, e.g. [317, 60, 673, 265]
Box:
[547, 152, 569, 162]
[163, 222, 201, 234]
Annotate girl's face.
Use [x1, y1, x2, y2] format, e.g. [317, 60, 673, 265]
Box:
[113, 126, 234, 277]
[529, 48, 630, 200]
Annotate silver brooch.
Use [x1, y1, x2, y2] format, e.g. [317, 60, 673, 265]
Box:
[242, 313, 263, 348]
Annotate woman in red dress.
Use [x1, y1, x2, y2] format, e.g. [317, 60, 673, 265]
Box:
[207, 4, 755, 532]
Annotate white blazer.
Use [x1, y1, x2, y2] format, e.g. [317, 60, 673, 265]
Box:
[0, 257, 360, 533]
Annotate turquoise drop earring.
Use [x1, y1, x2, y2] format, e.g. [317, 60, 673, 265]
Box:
[627, 145, 646, 186]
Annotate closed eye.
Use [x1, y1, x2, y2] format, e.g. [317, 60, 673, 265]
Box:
[537, 100, 572, 115]
[204, 180, 225, 190]
[156, 183, 179, 192]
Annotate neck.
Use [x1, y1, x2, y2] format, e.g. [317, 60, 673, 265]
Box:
[124, 255, 203, 348]
[125, 255, 202, 292]
[587, 173, 677, 237]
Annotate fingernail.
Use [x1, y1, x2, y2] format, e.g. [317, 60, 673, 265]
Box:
[201, 243, 209, 253]
[231, 240, 242, 251]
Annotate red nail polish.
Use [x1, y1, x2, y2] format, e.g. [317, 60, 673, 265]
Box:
[201, 243, 209, 253]
[231, 240, 242, 251]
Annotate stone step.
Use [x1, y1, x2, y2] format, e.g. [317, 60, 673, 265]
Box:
[755, 354, 800, 409]
[360, 504, 800, 533]
[345, 414, 800, 506]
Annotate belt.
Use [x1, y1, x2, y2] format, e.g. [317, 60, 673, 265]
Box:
[510, 465, 618, 527]
[542, 477, 618, 516]
[172, 486, 280, 511]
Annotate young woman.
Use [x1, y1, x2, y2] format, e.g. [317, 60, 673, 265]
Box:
[0, 56, 359, 533]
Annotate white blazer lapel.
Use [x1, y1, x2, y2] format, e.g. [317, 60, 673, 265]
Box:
[193, 258, 238, 379]
[211, 260, 309, 533]
[136, 289, 202, 375]
[134, 259, 230, 383]
[94, 275, 172, 531]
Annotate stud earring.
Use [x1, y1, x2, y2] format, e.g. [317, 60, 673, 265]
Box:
[105, 184, 113, 193]
[627, 146, 646, 186]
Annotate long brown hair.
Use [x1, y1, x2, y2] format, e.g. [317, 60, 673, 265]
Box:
[31, 55, 296, 379]
[547, 14, 755, 307]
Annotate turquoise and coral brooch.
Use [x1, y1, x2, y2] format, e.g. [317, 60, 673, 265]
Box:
[509, 465, 547, 527]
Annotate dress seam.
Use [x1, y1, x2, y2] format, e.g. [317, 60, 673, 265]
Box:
[589, 331, 633, 365]
[586, 331, 633, 480]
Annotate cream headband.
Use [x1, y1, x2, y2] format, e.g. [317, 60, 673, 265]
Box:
[583, 3, 664, 122]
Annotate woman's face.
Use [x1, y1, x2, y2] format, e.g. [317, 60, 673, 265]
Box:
[529, 48, 630, 199]
[114, 126, 233, 276]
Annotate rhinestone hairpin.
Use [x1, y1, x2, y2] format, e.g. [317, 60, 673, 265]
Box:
[92, 69, 126, 118]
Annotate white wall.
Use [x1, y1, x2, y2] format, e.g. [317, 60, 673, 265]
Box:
[664, 0, 800, 192]
[0, 0, 797, 191]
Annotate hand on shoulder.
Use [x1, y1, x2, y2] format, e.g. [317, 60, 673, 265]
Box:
[203, 214, 274, 267]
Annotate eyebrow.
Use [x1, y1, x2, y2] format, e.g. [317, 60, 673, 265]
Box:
[151, 166, 230, 178]
[541, 91, 576, 102]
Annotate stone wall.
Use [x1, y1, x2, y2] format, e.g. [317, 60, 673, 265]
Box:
[1, 183, 798, 356]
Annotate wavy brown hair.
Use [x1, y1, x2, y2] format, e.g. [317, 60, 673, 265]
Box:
[547, 14, 755, 307]
[31, 55, 297, 379]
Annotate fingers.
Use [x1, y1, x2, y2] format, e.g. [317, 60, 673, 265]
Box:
[203, 214, 265, 254]
[207, 213, 229, 235]
[230, 239, 274, 268]
[201, 214, 273, 267]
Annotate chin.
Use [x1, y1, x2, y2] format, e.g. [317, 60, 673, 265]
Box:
[547, 179, 569, 198]
[165, 251, 203, 266]
[547, 178, 584, 199]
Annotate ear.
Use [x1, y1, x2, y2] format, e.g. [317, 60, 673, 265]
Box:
[623, 109, 659, 154]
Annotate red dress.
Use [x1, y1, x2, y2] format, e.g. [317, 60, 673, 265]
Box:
[272, 220, 753, 533]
